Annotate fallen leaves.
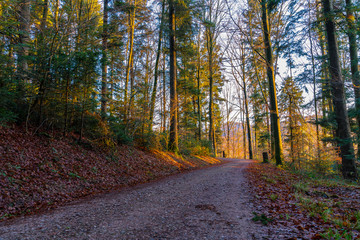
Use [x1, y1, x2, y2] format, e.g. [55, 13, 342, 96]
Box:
[0, 125, 221, 221]
[246, 162, 360, 239]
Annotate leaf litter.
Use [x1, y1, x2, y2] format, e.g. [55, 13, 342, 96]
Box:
[246, 162, 360, 239]
[0, 125, 221, 221]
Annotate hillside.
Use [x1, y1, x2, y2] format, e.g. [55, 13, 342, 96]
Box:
[0, 125, 221, 221]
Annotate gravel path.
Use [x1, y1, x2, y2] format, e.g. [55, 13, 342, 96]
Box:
[0, 158, 265, 239]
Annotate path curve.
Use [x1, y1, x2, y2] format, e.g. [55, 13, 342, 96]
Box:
[0, 158, 263, 239]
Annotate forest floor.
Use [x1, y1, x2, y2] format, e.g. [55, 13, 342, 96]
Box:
[247, 162, 360, 239]
[0, 158, 266, 239]
[1, 125, 360, 239]
[0, 125, 221, 222]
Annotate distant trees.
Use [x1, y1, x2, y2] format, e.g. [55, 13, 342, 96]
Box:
[221, 0, 358, 179]
[0, 0, 358, 178]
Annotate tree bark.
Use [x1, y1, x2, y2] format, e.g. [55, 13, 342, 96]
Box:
[168, 0, 178, 152]
[241, 49, 253, 159]
[101, 0, 109, 120]
[124, 0, 136, 120]
[345, 0, 360, 157]
[322, 0, 357, 179]
[206, 27, 216, 155]
[308, 0, 320, 159]
[196, 28, 202, 141]
[17, 0, 30, 90]
[32, 0, 49, 126]
[242, 106, 246, 159]
[162, 56, 166, 133]
[261, 0, 283, 165]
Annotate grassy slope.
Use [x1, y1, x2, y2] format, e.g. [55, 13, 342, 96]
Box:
[0, 126, 221, 221]
[247, 161, 360, 239]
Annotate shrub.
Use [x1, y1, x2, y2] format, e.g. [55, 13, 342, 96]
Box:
[109, 120, 133, 145]
[0, 88, 17, 125]
[134, 131, 162, 150]
[179, 135, 212, 156]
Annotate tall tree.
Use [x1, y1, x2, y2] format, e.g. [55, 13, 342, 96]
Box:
[322, 0, 357, 179]
[196, 25, 202, 141]
[260, 0, 283, 165]
[101, 0, 109, 119]
[124, 0, 136, 119]
[204, 0, 224, 155]
[205, 6, 216, 155]
[308, 0, 320, 159]
[345, 0, 360, 156]
[239, 43, 253, 160]
[168, 0, 179, 152]
[279, 76, 304, 165]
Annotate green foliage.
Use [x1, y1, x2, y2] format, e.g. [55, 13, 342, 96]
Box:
[251, 212, 273, 225]
[68, 172, 82, 179]
[0, 106, 17, 126]
[267, 0, 281, 12]
[320, 228, 354, 240]
[269, 194, 278, 201]
[110, 121, 133, 145]
[179, 135, 212, 156]
[0, 67, 18, 125]
[134, 131, 162, 150]
[292, 182, 309, 193]
[77, 113, 105, 139]
[261, 176, 277, 184]
[0, 0, 223, 157]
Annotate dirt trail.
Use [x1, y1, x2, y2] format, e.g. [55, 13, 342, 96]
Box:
[0, 158, 265, 239]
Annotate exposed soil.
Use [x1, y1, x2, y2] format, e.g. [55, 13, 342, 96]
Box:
[0, 159, 267, 239]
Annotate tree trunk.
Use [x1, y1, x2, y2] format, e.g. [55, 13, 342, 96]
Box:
[128, 53, 135, 118]
[322, 0, 357, 179]
[196, 28, 202, 141]
[124, 0, 136, 119]
[17, 0, 30, 90]
[261, 0, 283, 165]
[34, 0, 49, 126]
[149, 0, 165, 130]
[101, 0, 109, 119]
[162, 56, 166, 133]
[345, 0, 360, 157]
[241, 50, 253, 159]
[318, 18, 332, 146]
[63, 71, 70, 136]
[242, 108, 246, 159]
[207, 28, 216, 155]
[289, 95, 294, 163]
[308, 0, 320, 159]
[225, 96, 230, 157]
[168, 0, 178, 152]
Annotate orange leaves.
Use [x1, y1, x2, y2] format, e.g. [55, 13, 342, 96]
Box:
[0, 126, 221, 221]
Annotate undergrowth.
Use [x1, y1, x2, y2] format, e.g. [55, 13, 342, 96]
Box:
[247, 160, 360, 238]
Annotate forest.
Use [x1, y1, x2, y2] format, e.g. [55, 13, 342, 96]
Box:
[0, 0, 360, 181]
